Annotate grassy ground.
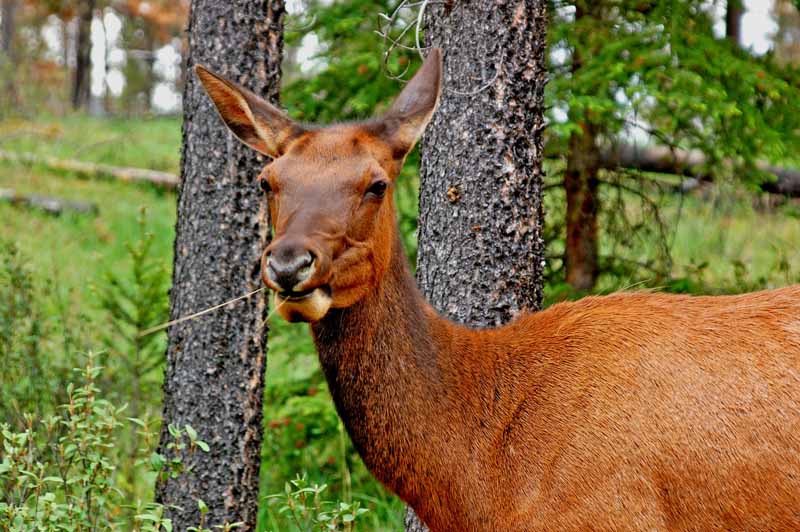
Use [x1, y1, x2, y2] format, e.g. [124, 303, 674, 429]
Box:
[0, 115, 180, 171]
[2, 114, 798, 530]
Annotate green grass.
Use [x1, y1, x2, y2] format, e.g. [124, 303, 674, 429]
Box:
[667, 191, 800, 288]
[2, 114, 798, 531]
[0, 114, 181, 172]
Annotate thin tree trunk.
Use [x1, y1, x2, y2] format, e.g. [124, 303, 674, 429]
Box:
[406, 1, 548, 530]
[596, 143, 800, 198]
[1, 0, 17, 107]
[0, 149, 178, 188]
[155, 1, 285, 530]
[144, 29, 155, 113]
[102, 13, 112, 114]
[542, 141, 800, 198]
[62, 16, 70, 70]
[563, 3, 602, 292]
[71, 0, 94, 109]
[726, 0, 743, 46]
[564, 119, 600, 291]
[1, 0, 15, 58]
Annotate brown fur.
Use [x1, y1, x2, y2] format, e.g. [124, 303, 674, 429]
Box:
[198, 51, 800, 531]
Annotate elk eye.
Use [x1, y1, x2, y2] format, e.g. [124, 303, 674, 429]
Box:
[365, 180, 388, 199]
[259, 178, 272, 195]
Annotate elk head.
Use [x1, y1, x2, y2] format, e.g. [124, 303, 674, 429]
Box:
[196, 49, 442, 322]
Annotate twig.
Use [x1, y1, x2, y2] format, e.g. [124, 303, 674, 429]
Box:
[284, 13, 317, 32]
[0, 150, 178, 189]
[376, 0, 499, 95]
[0, 188, 98, 216]
[138, 287, 267, 337]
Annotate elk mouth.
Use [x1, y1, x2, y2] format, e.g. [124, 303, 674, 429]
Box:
[278, 287, 316, 301]
[274, 285, 333, 322]
[277, 284, 331, 301]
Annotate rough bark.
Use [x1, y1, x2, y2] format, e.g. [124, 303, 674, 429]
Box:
[71, 0, 94, 110]
[406, 1, 548, 530]
[155, 1, 285, 529]
[726, 0, 743, 46]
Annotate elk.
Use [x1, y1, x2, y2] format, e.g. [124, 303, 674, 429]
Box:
[196, 50, 800, 531]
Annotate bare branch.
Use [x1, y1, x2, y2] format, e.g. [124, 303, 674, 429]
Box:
[376, 0, 498, 95]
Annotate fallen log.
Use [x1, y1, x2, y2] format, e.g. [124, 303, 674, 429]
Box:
[0, 188, 98, 215]
[597, 144, 800, 197]
[0, 149, 179, 190]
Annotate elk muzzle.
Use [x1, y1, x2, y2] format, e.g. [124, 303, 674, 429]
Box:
[262, 238, 332, 322]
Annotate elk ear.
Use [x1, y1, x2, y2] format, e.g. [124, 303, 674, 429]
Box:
[380, 48, 442, 159]
[195, 65, 303, 158]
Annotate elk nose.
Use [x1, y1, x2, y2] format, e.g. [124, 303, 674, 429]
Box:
[266, 246, 315, 292]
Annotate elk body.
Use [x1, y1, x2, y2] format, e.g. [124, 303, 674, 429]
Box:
[197, 50, 800, 531]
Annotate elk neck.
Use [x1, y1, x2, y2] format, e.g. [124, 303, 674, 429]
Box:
[310, 224, 486, 508]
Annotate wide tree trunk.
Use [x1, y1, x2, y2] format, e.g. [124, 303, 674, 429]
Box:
[71, 0, 94, 110]
[155, 1, 285, 529]
[406, 1, 548, 530]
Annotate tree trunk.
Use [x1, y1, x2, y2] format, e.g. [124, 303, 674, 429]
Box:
[155, 1, 285, 530]
[1, 0, 15, 59]
[726, 0, 743, 46]
[71, 0, 94, 110]
[144, 28, 156, 113]
[0, 149, 178, 188]
[563, 3, 602, 292]
[406, 1, 548, 530]
[62, 16, 70, 72]
[564, 120, 600, 291]
[1, 0, 16, 106]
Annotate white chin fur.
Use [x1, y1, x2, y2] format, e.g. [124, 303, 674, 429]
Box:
[275, 288, 332, 322]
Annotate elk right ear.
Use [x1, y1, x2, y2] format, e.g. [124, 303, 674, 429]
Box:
[195, 65, 303, 158]
[379, 48, 442, 160]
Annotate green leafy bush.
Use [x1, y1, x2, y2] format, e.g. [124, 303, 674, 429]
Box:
[0, 240, 74, 427]
[265, 474, 368, 532]
[0, 355, 164, 531]
[0, 353, 220, 532]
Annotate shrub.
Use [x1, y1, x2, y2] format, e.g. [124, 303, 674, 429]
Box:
[0, 240, 74, 427]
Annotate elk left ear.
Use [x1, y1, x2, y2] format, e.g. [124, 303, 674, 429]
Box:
[379, 48, 442, 159]
[195, 65, 304, 158]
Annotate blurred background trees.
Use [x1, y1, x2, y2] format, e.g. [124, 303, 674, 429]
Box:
[0, 0, 188, 114]
[547, 0, 800, 292]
